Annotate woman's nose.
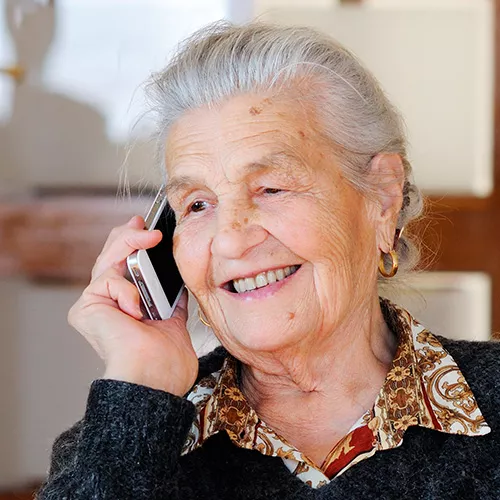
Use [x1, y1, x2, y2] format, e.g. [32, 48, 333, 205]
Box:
[210, 208, 267, 260]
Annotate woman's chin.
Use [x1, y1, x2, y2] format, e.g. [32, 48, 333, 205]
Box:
[227, 322, 301, 354]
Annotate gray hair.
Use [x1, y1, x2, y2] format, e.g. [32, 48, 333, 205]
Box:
[143, 21, 423, 279]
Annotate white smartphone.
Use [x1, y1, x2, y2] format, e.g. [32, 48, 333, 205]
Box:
[127, 188, 184, 320]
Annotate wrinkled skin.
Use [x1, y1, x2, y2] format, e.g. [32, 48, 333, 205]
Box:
[166, 92, 404, 464]
[167, 93, 402, 376]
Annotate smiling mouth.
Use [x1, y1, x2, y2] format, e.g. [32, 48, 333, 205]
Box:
[224, 265, 301, 293]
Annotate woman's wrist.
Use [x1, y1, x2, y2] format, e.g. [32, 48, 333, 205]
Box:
[102, 362, 188, 396]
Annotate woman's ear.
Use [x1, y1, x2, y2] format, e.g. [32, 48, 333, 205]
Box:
[368, 153, 404, 253]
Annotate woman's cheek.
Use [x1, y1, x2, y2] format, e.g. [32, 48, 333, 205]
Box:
[174, 225, 211, 291]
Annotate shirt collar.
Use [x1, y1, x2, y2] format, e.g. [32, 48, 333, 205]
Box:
[183, 300, 490, 459]
[376, 301, 490, 443]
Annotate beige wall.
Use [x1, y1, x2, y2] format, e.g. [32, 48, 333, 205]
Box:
[256, 0, 494, 196]
[0, 281, 100, 486]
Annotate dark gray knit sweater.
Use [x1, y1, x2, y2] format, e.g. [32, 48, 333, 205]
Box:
[37, 337, 500, 500]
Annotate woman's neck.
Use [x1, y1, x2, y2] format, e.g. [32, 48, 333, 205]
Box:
[239, 296, 397, 465]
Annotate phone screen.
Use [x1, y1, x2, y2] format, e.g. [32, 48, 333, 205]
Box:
[146, 204, 184, 304]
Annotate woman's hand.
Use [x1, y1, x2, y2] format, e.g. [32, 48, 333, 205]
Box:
[68, 216, 198, 396]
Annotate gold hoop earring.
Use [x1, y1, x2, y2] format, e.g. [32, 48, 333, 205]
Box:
[198, 308, 211, 327]
[379, 249, 399, 278]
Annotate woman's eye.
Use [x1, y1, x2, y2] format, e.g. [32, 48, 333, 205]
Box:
[188, 200, 209, 213]
[262, 187, 282, 195]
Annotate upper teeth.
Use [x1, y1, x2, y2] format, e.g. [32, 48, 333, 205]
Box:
[232, 266, 298, 293]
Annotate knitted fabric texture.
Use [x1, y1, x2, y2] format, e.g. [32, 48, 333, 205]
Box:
[37, 338, 500, 500]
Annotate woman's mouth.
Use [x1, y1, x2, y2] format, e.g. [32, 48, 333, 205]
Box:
[225, 265, 301, 294]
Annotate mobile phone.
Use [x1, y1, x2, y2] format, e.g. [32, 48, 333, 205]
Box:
[126, 188, 184, 320]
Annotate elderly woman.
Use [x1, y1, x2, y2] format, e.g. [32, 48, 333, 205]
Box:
[37, 22, 498, 499]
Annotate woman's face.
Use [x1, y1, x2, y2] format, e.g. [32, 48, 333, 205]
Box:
[166, 93, 394, 361]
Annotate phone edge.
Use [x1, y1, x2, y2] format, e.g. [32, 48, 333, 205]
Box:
[126, 187, 183, 320]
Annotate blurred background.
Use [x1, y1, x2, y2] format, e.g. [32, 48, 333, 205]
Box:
[0, 0, 498, 497]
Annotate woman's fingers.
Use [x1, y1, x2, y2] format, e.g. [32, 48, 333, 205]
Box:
[142, 289, 189, 333]
[92, 216, 139, 280]
[91, 222, 162, 281]
[72, 269, 144, 324]
[100, 216, 145, 254]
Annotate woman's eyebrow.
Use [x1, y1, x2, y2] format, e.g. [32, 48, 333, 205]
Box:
[165, 176, 203, 200]
[165, 151, 306, 198]
[246, 151, 306, 172]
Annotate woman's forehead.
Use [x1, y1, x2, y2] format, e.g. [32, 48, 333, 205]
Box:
[165, 93, 325, 175]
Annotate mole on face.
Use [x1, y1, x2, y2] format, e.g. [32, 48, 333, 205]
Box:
[249, 97, 273, 116]
[249, 106, 263, 116]
[298, 130, 306, 139]
[288, 312, 295, 320]
[243, 217, 249, 224]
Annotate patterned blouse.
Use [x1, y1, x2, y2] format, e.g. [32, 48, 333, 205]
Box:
[181, 301, 491, 488]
